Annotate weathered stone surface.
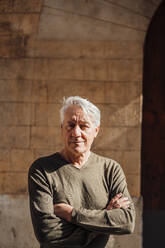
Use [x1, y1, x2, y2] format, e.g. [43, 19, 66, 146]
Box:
[0, 35, 28, 58]
[27, 40, 143, 59]
[108, 60, 142, 81]
[0, 149, 10, 171]
[0, 80, 32, 101]
[126, 174, 141, 197]
[27, 39, 83, 58]
[47, 80, 105, 103]
[0, 59, 34, 80]
[94, 127, 128, 150]
[0, 103, 32, 126]
[0, 14, 39, 36]
[122, 151, 140, 174]
[106, 0, 160, 18]
[93, 127, 141, 150]
[0, 173, 28, 194]
[0, 0, 42, 13]
[103, 41, 143, 59]
[98, 101, 140, 127]
[31, 80, 48, 103]
[31, 127, 63, 149]
[35, 103, 61, 126]
[43, 0, 149, 30]
[0, 127, 30, 149]
[83, 59, 108, 81]
[38, 8, 145, 41]
[126, 127, 141, 150]
[11, 149, 34, 171]
[105, 82, 139, 104]
[0, 195, 38, 248]
[33, 59, 84, 80]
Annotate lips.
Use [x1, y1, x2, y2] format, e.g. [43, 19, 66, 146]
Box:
[69, 140, 84, 144]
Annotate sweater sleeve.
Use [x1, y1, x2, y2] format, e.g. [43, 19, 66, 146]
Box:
[28, 160, 97, 247]
[71, 162, 135, 235]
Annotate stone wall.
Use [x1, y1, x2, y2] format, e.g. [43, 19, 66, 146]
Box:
[0, 0, 162, 247]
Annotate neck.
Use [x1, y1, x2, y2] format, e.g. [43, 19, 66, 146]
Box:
[60, 149, 91, 168]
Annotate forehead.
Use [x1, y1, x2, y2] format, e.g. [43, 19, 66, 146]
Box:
[64, 105, 92, 123]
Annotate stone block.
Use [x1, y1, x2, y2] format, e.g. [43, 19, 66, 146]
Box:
[0, 195, 39, 248]
[31, 127, 63, 149]
[0, 127, 30, 149]
[93, 127, 128, 150]
[27, 39, 83, 58]
[0, 149, 10, 171]
[0, 79, 32, 102]
[83, 59, 108, 81]
[35, 103, 61, 126]
[104, 41, 143, 59]
[0, 34, 28, 58]
[0, 0, 42, 12]
[105, 82, 139, 104]
[81, 41, 105, 58]
[27, 40, 143, 60]
[40, 1, 148, 38]
[93, 127, 141, 151]
[38, 8, 145, 41]
[126, 127, 141, 150]
[31, 80, 48, 103]
[33, 59, 84, 80]
[0, 59, 34, 80]
[47, 80, 105, 104]
[124, 100, 141, 126]
[11, 149, 34, 171]
[126, 174, 140, 197]
[0, 103, 32, 126]
[108, 60, 142, 81]
[99, 100, 140, 127]
[98, 104, 126, 127]
[0, 14, 39, 36]
[109, 0, 160, 18]
[0, 172, 28, 194]
[121, 151, 141, 175]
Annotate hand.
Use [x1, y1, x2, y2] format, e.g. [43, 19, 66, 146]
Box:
[107, 193, 130, 210]
[54, 203, 73, 222]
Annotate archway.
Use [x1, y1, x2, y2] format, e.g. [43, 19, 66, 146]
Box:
[141, 1, 165, 247]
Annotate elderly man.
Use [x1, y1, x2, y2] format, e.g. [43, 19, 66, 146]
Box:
[28, 96, 135, 248]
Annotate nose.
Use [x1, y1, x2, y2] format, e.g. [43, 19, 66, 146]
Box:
[72, 125, 81, 137]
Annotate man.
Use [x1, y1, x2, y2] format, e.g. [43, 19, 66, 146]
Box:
[28, 96, 135, 248]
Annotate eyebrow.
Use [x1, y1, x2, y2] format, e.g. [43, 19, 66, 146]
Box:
[67, 120, 90, 125]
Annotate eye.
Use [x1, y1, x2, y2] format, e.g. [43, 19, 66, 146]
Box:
[80, 124, 89, 130]
[66, 122, 75, 130]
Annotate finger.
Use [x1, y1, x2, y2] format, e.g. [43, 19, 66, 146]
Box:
[114, 200, 131, 209]
[117, 197, 129, 204]
[110, 193, 122, 204]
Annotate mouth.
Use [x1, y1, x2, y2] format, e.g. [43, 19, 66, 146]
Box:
[70, 140, 84, 144]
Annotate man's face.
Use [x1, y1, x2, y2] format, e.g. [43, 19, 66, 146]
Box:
[61, 105, 99, 156]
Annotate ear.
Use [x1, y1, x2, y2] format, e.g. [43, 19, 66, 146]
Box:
[94, 126, 100, 138]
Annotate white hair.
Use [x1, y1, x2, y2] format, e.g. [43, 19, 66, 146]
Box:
[60, 96, 100, 127]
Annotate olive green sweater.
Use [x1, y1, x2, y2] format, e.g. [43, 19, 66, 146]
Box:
[28, 152, 135, 248]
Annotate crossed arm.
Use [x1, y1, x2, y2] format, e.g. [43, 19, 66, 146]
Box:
[54, 193, 131, 222]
